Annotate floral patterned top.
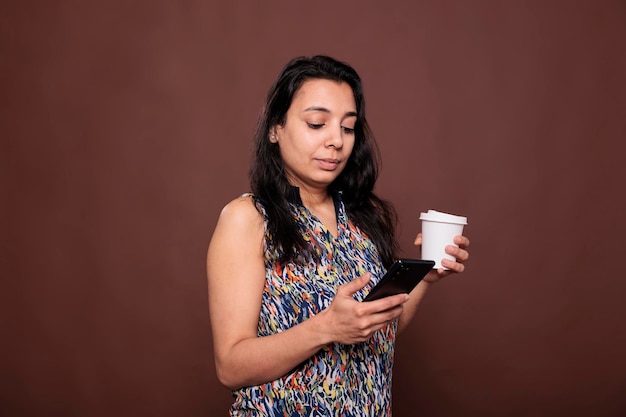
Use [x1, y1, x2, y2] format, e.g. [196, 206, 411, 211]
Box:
[230, 189, 396, 416]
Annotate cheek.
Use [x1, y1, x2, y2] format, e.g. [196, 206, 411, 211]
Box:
[279, 139, 310, 164]
[345, 138, 356, 155]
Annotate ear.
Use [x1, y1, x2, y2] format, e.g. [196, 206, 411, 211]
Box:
[269, 126, 280, 143]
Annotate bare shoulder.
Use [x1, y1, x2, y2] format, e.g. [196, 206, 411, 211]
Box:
[222, 194, 260, 216]
[209, 195, 264, 259]
[217, 194, 263, 229]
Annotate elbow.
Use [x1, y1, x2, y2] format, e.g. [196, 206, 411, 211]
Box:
[215, 361, 245, 391]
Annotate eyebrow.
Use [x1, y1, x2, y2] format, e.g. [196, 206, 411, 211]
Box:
[303, 106, 357, 118]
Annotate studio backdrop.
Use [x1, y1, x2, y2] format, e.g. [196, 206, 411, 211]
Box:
[1, 1, 625, 416]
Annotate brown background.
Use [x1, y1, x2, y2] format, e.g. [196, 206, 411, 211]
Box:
[2, 1, 625, 416]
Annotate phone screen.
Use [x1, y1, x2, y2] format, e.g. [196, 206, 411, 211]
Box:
[363, 259, 435, 302]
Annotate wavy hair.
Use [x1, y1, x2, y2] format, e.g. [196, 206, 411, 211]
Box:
[249, 55, 398, 268]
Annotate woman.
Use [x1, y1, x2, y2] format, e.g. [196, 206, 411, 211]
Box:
[207, 55, 470, 416]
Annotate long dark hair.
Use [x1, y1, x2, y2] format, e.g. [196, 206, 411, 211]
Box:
[249, 55, 398, 268]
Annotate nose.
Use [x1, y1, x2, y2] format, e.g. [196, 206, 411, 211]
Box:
[325, 127, 344, 149]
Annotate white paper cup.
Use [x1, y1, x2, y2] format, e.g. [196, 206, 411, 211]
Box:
[419, 210, 468, 270]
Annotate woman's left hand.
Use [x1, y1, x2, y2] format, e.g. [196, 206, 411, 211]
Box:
[413, 234, 470, 283]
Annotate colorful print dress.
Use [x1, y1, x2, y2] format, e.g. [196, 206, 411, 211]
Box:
[230, 189, 396, 416]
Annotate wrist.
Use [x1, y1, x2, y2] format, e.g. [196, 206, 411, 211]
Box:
[309, 309, 334, 347]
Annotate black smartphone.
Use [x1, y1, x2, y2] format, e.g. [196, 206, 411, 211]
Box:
[363, 259, 435, 302]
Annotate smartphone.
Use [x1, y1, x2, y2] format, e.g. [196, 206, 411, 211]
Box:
[363, 259, 435, 302]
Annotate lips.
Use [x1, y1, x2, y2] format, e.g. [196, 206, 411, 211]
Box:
[316, 158, 340, 170]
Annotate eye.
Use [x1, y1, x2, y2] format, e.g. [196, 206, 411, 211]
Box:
[307, 123, 325, 129]
[342, 126, 355, 134]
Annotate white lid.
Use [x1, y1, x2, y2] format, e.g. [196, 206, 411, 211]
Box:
[419, 209, 468, 225]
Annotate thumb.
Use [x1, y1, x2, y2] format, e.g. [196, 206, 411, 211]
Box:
[338, 273, 371, 296]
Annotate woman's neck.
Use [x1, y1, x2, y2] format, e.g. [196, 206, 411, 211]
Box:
[287, 180, 332, 210]
[299, 187, 331, 209]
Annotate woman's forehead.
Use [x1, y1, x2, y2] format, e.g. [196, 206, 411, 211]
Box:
[290, 79, 356, 112]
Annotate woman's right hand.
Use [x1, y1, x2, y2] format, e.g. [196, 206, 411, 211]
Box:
[319, 273, 410, 345]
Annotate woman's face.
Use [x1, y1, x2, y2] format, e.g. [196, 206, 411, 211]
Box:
[273, 78, 357, 191]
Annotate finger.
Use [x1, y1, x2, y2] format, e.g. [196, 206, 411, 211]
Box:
[413, 233, 422, 245]
[441, 259, 465, 273]
[445, 245, 469, 262]
[453, 235, 470, 247]
[370, 304, 404, 327]
[362, 293, 409, 314]
[339, 273, 371, 295]
[435, 265, 450, 275]
[450, 262, 465, 273]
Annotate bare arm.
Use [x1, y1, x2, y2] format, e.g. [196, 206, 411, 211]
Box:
[207, 196, 410, 389]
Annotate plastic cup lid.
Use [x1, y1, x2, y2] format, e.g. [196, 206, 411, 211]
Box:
[419, 209, 468, 225]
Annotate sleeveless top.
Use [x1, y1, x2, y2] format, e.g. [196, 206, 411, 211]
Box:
[230, 189, 396, 416]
